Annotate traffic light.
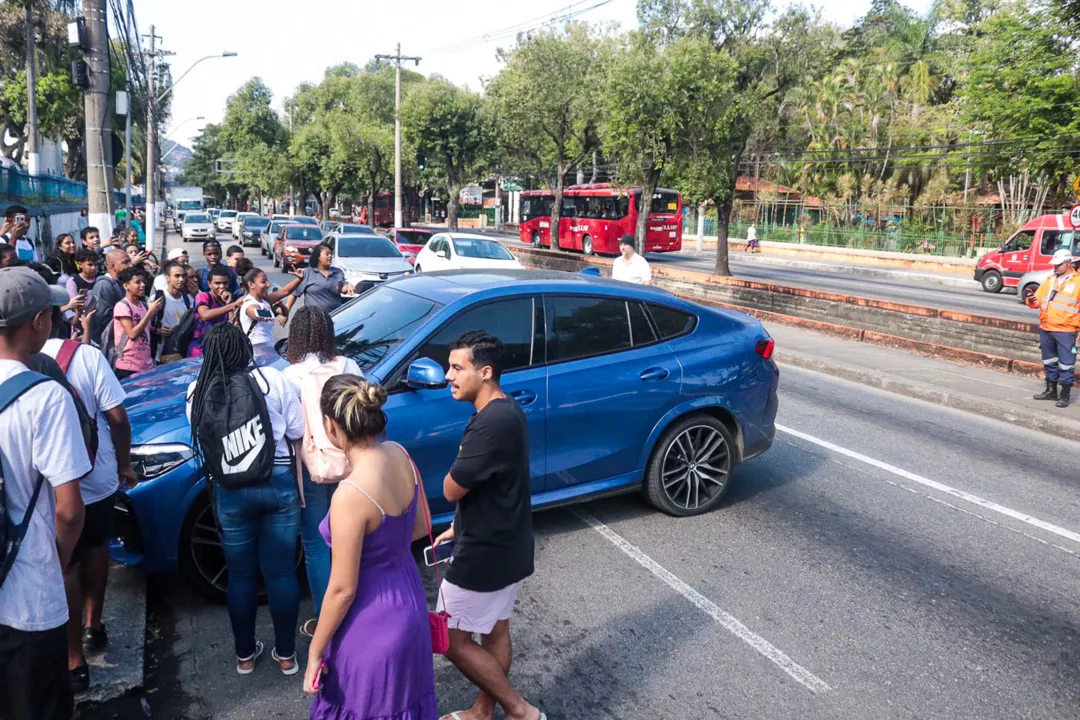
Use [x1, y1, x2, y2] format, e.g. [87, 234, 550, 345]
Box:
[71, 60, 90, 89]
[417, 150, 425, 171]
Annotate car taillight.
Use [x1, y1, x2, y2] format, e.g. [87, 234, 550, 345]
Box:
[755, 338, 775, 361]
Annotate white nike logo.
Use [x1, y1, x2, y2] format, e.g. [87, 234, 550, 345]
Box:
[220, 416, 266, 475]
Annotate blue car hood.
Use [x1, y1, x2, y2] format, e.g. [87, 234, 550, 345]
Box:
[123, 348, 288, 445]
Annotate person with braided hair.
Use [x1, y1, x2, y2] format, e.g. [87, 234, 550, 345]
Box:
[282, 307, 361, 638]
[303, 375, 437, 720]
[185, 323, 306, 676]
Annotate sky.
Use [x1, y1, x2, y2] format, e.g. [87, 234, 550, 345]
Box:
[130, 0, 933, 150]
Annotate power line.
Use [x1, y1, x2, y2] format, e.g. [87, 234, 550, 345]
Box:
[429, 0, 618, 56]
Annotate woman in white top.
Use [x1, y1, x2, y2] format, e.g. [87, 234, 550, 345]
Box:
[281, 306, 361, 638]
[239, 268, 301, 352]
[611, 234, 652, 285]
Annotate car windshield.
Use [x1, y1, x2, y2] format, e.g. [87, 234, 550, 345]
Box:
[396, 230, 431, 244]
[337, 236, 402, 258]
[326, 286, 442, 371]
[268, 222, 285, 235]
[285, 227, 323, 241]
[452, 238, 514, 260]
[178, 201, 202, 210]
[244, 217, 270, 229]
[220, 211, 237, 218]
[185, 214, 210, 223]
[340, 224, 374, 234]
[293, 217, 318, 226]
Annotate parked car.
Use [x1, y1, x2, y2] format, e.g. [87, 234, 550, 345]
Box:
[262, 219, 290, 257]
[385, 227, 434, 264]
[180, 213, 215, 243]
[215, 210, 238, 235]
[239, 215, 271, 248]
[325, 233, 413, 294]
[272, 224, 325, 271]
[415, 233, 523, 272]
[208, 208, 221, 219]
[231, 212, 259, 242]
[110, 269, 779, 599]
[290, 216, 320, 228]
[975, 214, 1080, 293]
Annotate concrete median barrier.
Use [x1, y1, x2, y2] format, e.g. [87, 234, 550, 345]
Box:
[513, 245, 1043, 375]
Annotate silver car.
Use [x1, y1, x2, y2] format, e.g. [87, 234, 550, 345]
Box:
[262, 219, 290, 257]
[326, 233, 413, 294]
[1018, 261, 1080, 303]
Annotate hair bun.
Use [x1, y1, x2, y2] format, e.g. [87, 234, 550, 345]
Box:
[356, 381, 387, 410]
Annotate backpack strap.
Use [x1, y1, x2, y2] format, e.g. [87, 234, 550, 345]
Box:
[0, 372, 54, 588]
[55, 339, 81, 374]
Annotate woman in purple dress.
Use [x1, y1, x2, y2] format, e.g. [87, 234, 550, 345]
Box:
[304, 375, 438, 720]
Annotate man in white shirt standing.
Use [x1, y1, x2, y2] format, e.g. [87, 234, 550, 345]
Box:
[41, 336, 135, 692]
[611, 234, 652, 285]
[0, 266, 91, 720]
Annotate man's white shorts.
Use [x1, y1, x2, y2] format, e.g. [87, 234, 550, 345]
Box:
[436, 579, 524, 635]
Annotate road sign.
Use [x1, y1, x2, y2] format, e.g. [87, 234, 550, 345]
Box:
[1070, 204, 1080, 229]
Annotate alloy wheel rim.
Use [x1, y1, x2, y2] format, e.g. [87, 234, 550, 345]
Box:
[189, 504, 228, 593]
[661, 425, 731, 510]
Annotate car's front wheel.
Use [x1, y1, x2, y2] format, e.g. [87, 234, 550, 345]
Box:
[582, 234, 594, 256]
[645, 415, 735, 517]
[980, 270, 1003, 293]
[1022, 283, 1039, 304]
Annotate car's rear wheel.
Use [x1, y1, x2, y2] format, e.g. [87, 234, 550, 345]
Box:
[645, 415, 735, 517]
[582, 234, 594, 256]
[980, 270, 1003, 293]
[531, 231, 541, 248]
[414, 264, 423, 273]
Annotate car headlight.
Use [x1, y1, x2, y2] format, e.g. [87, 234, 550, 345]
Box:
[244, 231, 253, 238]
[285, 245, 299, 253]
[130, 443, 194, 481]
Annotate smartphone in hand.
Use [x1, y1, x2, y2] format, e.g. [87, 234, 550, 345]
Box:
[424, 541, 454, 566]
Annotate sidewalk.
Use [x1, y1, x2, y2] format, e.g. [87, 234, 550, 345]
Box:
[769, 322, 1080, 443]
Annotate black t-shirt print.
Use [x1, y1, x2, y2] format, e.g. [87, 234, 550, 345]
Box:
[444, 397, 535, 592]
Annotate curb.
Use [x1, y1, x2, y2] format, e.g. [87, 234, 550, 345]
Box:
[776, 349, 1080, 444]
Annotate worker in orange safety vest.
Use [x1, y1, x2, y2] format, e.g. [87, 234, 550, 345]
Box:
[1026, 248, 1080, 408]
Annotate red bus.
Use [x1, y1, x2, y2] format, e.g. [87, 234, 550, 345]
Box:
[519, 183, 682, 255]
[358, 192, 420, 227]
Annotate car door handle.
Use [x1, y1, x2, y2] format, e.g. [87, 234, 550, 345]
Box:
[510, 389, 537, 405]
[640, 367, 670, 382]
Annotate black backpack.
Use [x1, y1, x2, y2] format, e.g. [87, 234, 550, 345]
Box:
[0, 372, 52, 588]
[194, 370, 275, 489]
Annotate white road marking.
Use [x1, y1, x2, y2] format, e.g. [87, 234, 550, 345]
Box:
[574, 509, 832, 695]
[777, 424, 1080, 546]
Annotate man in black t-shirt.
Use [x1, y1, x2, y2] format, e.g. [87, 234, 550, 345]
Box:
[433, 330, 544, 720]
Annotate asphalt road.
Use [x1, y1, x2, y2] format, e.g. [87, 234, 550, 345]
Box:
[85, 363, 1080, 719]
[493, 233, 1035, 323]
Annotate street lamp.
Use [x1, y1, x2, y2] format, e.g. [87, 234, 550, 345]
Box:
[156, 52, 237, 104]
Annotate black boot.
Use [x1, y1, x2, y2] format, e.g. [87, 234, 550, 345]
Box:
[1057, 384, 1072, 408]
[1034, 380, 1058, 401]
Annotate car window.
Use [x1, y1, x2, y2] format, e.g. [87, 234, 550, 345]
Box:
[293, 217, 319, 226]
[285, 227, 323, 241]
[1040, 230, 1079, 255]
[453, 238, 514, 260]
[1005, 230, 1035, 252]
[337, 236, 401, 258]
[647, 303, 696, 339]
[244, 217, 270, 229]
[397, 230, 431, 244]
[415, 298, 538, 374]
[629, 302, 657, 346]
[550, 296, 631, 362]
[220, 211, 237, 218]
[185, 214, 210, 223]
[331, 286, 443, 371]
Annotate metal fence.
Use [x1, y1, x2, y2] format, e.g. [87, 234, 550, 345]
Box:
[682, 202, 1011, 258]
[0, 166, 88, 205]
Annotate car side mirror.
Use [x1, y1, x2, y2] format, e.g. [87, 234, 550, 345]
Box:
[436, 249, 447, 259]
[406, 358, 447, 390]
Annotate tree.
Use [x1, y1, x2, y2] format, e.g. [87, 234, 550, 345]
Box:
[487, 23, 603, 250]
[402, 78, 490, 231]
[216, 78, 288, 208]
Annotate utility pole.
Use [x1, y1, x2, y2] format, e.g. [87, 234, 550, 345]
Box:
[83, 0, 113, 236]
[375, 44, 420, 228]
[25, 1, 40, 176]
[143, 25, 161, 252]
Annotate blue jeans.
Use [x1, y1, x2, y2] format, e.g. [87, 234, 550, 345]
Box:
[300, 470, 335, 617]
[1039, 329, 1078, 386]
[215, 465, 301, 659]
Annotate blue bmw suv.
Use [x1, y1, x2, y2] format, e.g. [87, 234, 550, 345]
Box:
[113, 269, 778, 598]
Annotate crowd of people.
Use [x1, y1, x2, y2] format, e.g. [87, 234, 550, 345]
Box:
[0, 216, 545, 719]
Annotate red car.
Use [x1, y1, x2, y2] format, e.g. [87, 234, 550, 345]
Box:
[385, 227, 434, 266]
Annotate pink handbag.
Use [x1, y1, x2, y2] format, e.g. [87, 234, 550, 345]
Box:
[401, 443, 451, 655]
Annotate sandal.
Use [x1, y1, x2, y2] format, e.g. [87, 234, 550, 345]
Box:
[236, 640, 264, 675]
[299, 618, 317, 638]
[272, 648, 300, 676]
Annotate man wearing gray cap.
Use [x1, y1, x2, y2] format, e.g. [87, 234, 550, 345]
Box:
[0, 266, 92, 719]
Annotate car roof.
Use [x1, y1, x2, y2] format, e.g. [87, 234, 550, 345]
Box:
[392, 269, 678, 305]
[437, 232, 503, 242]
